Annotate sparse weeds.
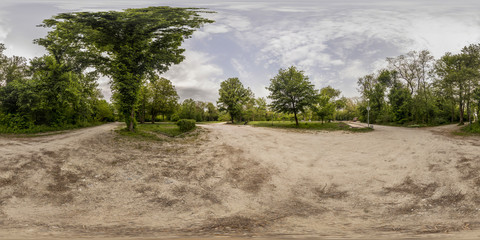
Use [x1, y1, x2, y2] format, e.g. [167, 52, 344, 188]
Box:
[313, 183, 348, 200]
[456, 157, 480, 184]
[227, 157, 270, 193]
[394, 202, 422, 214]
[384, 176, 438, 198]
[200, 215, 267, 232]
[429, 191, 465, 207]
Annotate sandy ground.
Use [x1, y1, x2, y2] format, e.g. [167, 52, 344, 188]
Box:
[0, 122, 480, 239]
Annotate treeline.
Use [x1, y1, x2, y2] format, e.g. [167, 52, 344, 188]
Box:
[132, 77, 221, 123]
[357, 44, 480, 126]
[0, 44, 115, 132]
[216, 68, 349, 126]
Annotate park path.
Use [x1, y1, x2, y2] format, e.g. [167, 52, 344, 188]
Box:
[0, 123, 122, 156]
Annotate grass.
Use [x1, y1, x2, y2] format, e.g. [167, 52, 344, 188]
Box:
[0, 121, 105, 136]
[138, 123, 185, 137]
[459, 123, 480, 135]
[115, 122, 190, 141]
[246, 121, 373, 132]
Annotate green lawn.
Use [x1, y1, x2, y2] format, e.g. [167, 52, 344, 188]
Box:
[247, 121, 373, 132]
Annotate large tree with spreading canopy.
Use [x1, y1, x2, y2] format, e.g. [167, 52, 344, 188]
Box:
[35, 7, 213, 131]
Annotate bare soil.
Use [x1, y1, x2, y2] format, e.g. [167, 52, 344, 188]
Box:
[0, 122, 480, 239]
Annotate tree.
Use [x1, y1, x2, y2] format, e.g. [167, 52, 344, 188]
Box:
[137, 83, 150, 124]
[149, 77, 178, 123]
[460, 44, 480, 124]
[387, 50, 435, 123]
[36, 7, 213, 131]
[388, 81, 412, 123]
[254, 97, 268, 121]
[313, 86, 341, 123]
[266, 66, 317, 126]
[434, 52, 475, 125]
[206, 102, 219, 121]
[217, 77, 253, 123]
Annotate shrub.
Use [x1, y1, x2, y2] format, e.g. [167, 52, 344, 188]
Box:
[176, 119, 196, 132]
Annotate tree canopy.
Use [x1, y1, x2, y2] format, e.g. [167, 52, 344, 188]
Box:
[217, 77, 253, 123]
[266, 66, 318, 126]
[35, 7, 213, 131]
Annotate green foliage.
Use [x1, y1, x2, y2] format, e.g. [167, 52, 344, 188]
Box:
[312, 86, 341, 123]
[176, 119, 196, 132]
[461, 122, 480, 134]
[267, 66, 318, 126]
[0, 50, 112, 132]
[176, 99, 212, 122]
[206, 102, 219, 121]
[36, 7, 213, 131]
[95, 100, 115, 122]
[388, 81, 412, 123]
[218, 77, 253, 123]
[147, 76, 179, 123]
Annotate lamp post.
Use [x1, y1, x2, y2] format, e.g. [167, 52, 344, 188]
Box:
[367, 99, 370, 128]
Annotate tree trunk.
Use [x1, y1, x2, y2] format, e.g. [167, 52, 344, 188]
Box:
[294, 111, 299, 126]
[140, 103, 145, 124]
[451, 103, 455, 123]
[467, 100, 471, 125]
[151, 109, 156, 124]
[459, 100, 464, 125]
[128, 108, 135, 132]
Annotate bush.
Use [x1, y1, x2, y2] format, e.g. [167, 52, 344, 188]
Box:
[176, 119, 196, 132]
[462, 122, 480, 134]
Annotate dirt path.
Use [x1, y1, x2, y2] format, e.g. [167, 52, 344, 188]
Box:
[0, 123, 122, 156]
[0, 122, 479, 239]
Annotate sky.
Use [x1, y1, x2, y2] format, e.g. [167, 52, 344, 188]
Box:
[1, 0, 480, 102]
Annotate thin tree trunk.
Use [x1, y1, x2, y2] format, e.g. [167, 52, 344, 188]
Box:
[294, 111, 299, 126]
[467, 99, 471, 124]
[459, 99, 464, 125]
[128, 108, 135, 131]
[151, 109, 156, 124]
[451, 101, 455, 123]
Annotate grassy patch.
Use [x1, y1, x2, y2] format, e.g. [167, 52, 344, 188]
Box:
[115, 123, 188, 141]
[139, 123, 184, 137]
[459, 123, 480, 135]
[247, 121, 373, 132]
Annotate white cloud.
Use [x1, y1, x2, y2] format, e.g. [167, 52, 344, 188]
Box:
[0, 11, 10, 44]
[161, 50, 224, 102]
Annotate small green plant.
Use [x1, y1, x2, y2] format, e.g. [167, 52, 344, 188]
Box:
[460, 123, 480, 135]
[176, 119, 196, 132]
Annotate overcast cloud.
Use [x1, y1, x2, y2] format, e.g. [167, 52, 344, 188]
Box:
[1, 0, 480, 102]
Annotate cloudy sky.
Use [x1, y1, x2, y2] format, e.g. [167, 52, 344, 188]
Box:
[1, 0, 480, 102]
